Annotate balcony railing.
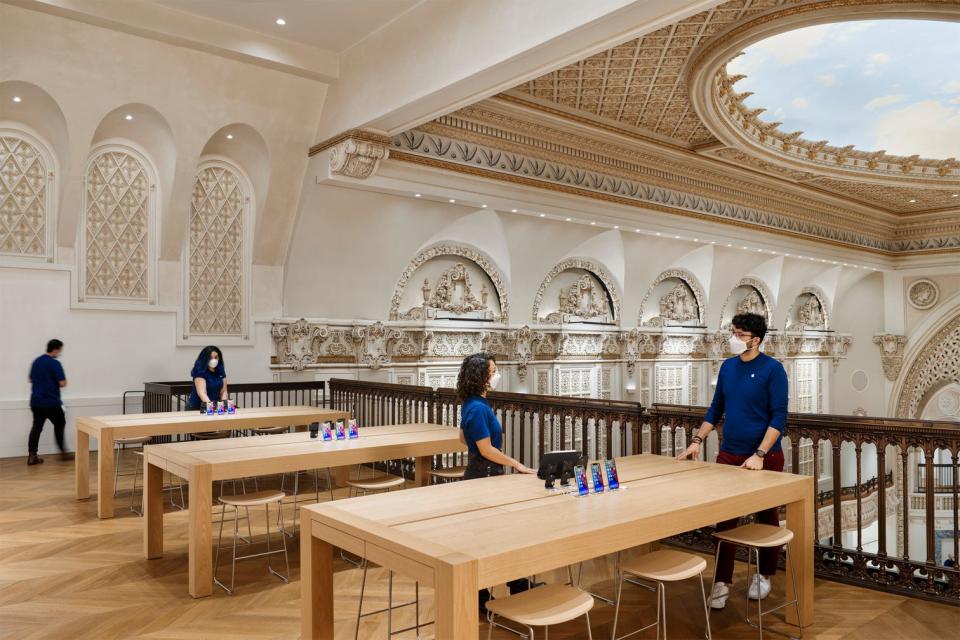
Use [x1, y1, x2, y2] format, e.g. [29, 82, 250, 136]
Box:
[143, 380, 327, 412]
[329, 378, 960, 607]
[917, 463, 959, 494]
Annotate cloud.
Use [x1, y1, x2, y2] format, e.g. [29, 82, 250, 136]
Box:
[869, 52, 890, 64]
[816, 73, 838, 87]
[791, 97, 809, 109]
[872, 100, 960, 158]
[943, 79, 960, 93]
[864, 94, 907, 110]
[863, 52, 891, 77]
[750, 23, 829, 65]
[950, 96, 960, 105]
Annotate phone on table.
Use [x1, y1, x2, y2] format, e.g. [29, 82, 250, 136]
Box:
[322, 422, 333, 441]
[573, 465, 589, 496]
[604, 458, 620, 490]
[335, 420, 346, 440]
[348, 419, 359, 439]
[590, 462, 605, 493]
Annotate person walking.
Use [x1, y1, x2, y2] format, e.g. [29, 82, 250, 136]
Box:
[677, 312, 789, 609]
[27, 339, 68, 465]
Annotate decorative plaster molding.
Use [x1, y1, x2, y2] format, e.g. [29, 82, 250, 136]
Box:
[328, 133, 389, 179]
[718, 276, 775, 329]
[389, 243, 510, 322]
[531, 257, 621, 324]
[638, 268, 706, 327]
[873, 334, 908, 382]
[507, 325, 544, 380]
[907, 279, 939, 310]
[785, 286, 830, 331]
[896, 315, 960, 417]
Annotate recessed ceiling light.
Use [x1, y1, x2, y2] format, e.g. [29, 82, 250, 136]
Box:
[710, 241, 716, 244]
[614, 225, 619, 229]
[635, 228, 640, 232]
[275, 17, 286, 25]
[565, 217, 571, 222]
[124, 114, 133, 121]
[693, 238, 699, 242]
[539, 213, 545, 218]
[590, 221, 596, 225]
[511, 209, 517, 213]
[414, 193, 421, 198]
[481, 204, 487, 208]
[843, 263, 848, 266]
[449, 199, 456, 203]
[757, 248, 763, 252]
[226, 134, 234, 140]
[908, 199, 917, 203]
[675, 235, 681, 239]
[742, 246, 748, 250]
[726, 243, 732, 247]
[12, 96, 22, 103]
[785, 253, 790, 257]
[656, 232, 661, 236]
[952, 194, 958, 198]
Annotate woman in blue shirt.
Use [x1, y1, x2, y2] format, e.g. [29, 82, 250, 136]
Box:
[456, 352, 535, 614]
[186, 345, 228, 411]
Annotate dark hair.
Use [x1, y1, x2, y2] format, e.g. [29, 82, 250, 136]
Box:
[191, 345, 225, 378]
[46, 339, 63, 353]
[732, 313, 767, 342]
[456, 352, 495, 402]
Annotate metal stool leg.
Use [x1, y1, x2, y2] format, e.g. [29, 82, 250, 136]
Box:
[699, 570, 713, 640]
[787, 543, 803, 638]
[129, 452, 143, 516]
[354, 560, 369, 640]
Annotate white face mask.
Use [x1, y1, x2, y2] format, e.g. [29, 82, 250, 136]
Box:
[488, 371, 501, 390]
[728, 336, 749, 355]
[208, 358, 219, 370]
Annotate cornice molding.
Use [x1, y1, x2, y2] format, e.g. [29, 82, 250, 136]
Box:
[309, 128, 392, 158]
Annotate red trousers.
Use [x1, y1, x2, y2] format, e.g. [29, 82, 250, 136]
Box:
[713, 449, 785, 584]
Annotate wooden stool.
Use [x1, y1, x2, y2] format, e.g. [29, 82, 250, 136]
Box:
[711, 524, 802, 640]
[278, 467, 335, 538]
[429, 466, 466, 484]
[486, 583, 595, 640]
[346, 475, 406, 497]
[252, 425, 289, 435]
[113, 435, 151, 496]
[192, 430, 232, 440]
[214, 490, 289, 594]
[129, 451, 185, 515]
[611, 549, 711, 640]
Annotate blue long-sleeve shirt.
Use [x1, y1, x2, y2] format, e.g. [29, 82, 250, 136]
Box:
[704, 353, 788, 455]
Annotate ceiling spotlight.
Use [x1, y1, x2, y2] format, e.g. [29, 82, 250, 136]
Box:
[12, 96, 21, 103]
[590, 221, 596, 225]
[726, 243, 732, 247]
[539, 213, 546, 218]
[511, 209, 518, 213]
[635, 228, 641, 232]
[124, 114, 133, 121]
[275, 17, 286, 25]
[675, 235, 681, 239]
[448, 199, 456, 203]
[481, 204, 487, 208]
[414, 193, 421, 198]
[656, 232, 662, 236]
[614, 225, 620, 229]
[565, 217, 572, 222]
[226, 134, 234, 140]
[908, 199, 917, 203]
[952, 194, 958, 198]
[693, 238, 699, 242]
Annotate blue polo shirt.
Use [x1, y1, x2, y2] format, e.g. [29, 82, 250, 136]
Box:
[704, 352, 788, 455]
[460, 395, 502, 456]
[29, 354, 65, 408]
[187, 364, 226, 408]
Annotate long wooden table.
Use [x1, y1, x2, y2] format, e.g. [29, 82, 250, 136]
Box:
[76, 406, 349, 519]
[301, 454, 815, 640]
[143, 422, 466, 597]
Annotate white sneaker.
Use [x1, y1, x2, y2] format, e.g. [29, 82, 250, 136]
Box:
[747, 574, 771, 600]
[710, 582, 729, 609]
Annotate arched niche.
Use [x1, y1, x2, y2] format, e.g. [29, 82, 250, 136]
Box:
[389, 244, 507, 322]
[719, 277, 774, 329]
[199, 123, 269, 228]
[896, 313, 960, 418]
[532, 258, 619, 325]
[639, 268, 705, 327]
[785, 286, 830, 331]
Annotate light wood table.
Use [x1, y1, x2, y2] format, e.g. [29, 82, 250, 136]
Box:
[143, 422, 466, 598]
[75, 406, 349, 519]
[301, 454, 815, 640]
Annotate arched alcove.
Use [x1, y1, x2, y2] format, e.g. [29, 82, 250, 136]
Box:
[896, 312, 960, 418]
[638, 268, 706, 327]
[719, 276, 774, 329]
[785, 286, 830, 330]
[199, 123, 269, 229]
[389, 243, 505, 322]
[532, 257, 619, 324]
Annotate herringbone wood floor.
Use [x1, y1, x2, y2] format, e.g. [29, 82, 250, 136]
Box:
[0, 453, 955, 639]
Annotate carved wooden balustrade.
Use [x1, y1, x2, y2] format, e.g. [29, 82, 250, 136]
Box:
[144, 380, 327, 412]
[328, 379, 960, 605]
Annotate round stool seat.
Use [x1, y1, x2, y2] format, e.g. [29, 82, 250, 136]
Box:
[486, 584, 594, 627]
[346, 476, 406, 491]
[429, 467, 466, 479]
[117, 435, 152, 446]
[192, 430, 232, 440]
[253, 426, 289, 435]
[714, 523, 794, 548]
[219, 490, 285, 507]
[621, 549, 707, 582]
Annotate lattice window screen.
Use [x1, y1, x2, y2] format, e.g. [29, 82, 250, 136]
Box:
[84, 151, 150, 299]
[655, 363, 688, 404]
[795, 359, 819, 414]
[188, 165, 245, 336]
[0, 135, 47, 257]
[556, 367, 595, 398]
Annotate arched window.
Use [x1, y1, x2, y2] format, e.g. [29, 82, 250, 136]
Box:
[82, 146, 156, 300]
[0, 132, 54, 259]
[186, 161, 249, 336]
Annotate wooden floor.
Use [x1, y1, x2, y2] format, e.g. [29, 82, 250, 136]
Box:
[0, 452, 955, 640]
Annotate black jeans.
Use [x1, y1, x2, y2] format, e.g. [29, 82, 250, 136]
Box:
[464, 455, 530, 608]
[29, 406, 66, 454]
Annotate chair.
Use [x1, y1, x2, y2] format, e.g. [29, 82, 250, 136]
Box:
[278, 467, 335, 538]
[486, 583, 595, 640]
[346, 474, 406, 497]
[610, 549, 711, 640]
[113, 435, 151, 496]
[129, 451, 185, 515]
[429, 466, 466, 484]
[710, 524, 802, 640]
[191, 430, 233, 440]
[213, 490, 289, 594]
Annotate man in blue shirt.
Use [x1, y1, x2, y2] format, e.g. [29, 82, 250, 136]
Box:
[677, 313, 788, 609]
[27, 339, 68, 465]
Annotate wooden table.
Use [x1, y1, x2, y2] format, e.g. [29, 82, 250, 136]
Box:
[143, 423, 466, 598]
[301, 454, 815, 640]
[75, 406, 349, 518]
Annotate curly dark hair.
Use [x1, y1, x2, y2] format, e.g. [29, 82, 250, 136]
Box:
[456, 352, 495, 402]
[732, 312, 767, 342]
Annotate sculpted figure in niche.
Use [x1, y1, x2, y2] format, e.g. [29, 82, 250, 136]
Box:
[796, 294, 824, 329]
[559, 275, 607, 318]
[659, 282, 698, 323]
[428, 263, 485, 314]
[736, 290, 765, 317]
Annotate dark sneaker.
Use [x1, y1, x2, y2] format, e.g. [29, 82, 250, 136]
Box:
[27, 454, 44, 465]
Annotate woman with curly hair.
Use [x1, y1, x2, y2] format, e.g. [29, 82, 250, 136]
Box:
[457, 352, 536, 612]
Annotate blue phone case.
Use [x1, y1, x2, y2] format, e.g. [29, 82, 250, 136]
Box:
[605, 459, 620, 490]
[590, 463, 605, 492]
[573, 465, 589, 496]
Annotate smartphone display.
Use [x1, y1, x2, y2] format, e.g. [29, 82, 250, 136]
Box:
[335, 420, 346, 440]
[605, 458, 620, 490]
[590, 462, 605, 493]
[573, 465, 589, 496]
[348, 419, 359, 439]
[322, 423, 333, 441]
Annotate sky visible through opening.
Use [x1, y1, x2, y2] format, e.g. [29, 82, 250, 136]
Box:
[727, 20, 960, 160]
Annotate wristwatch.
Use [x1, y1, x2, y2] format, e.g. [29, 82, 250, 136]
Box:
[754, 448, 766, 458]
[691, 435, 703, 444]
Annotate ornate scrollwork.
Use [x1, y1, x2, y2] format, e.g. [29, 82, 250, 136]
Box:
[271, 319, 329, 371]
[639, 268, 706, 327]
[507, 325, 545, 380]
[907, 279, 939, 310]
[402, 262, 492, 320]
[531, 258, 620, 324]
[873, 334, 907, 382]
[328, 134, 389, 179]
[786, 286, 830, 330]
[352, 321, 402, 370]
